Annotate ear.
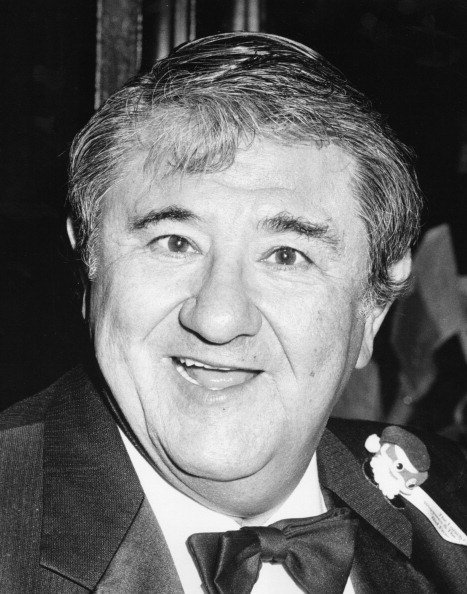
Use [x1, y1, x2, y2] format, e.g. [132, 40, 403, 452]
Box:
[66, 215, 78, 250]
[356, 251, 412, 369]
[66, 215, 89, 319]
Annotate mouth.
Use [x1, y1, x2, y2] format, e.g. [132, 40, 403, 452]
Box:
[172, 356, 261, 391]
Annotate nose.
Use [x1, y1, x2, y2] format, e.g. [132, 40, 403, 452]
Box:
[179, 259, 262, 344]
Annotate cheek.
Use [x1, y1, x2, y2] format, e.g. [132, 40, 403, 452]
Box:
[270, 290, 360, 370]
[265, 289, 364, 425]
[90, 261, 184, 341]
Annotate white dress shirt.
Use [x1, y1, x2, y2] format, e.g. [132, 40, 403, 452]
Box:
[119, 429, 355, 594]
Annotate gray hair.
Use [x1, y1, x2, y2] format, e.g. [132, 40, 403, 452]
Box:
[68, 32, 421, 305]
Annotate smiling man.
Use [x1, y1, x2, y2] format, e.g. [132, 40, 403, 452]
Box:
[1, 33, 466, 593]
[92, 139, 372, 517]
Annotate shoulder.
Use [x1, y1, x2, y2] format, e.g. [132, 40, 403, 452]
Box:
[0, 369, 81, 591]
[0, 366, 89, 431]
[0, 391, 51, 433]
[0, 367, 93, 548]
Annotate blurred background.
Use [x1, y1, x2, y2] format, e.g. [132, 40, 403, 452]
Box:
[1, 0, 466, 444]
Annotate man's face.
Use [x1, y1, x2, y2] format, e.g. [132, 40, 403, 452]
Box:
[89, 140, 378, 513]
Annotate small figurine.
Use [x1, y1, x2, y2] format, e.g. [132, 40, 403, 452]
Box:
[365, 426, 430, 500]
[364, 426, 467, 545]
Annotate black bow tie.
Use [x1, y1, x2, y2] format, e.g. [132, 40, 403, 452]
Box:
[187, 507, 358, 594]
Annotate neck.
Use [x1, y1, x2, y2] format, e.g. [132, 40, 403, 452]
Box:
[115, 404, 319, 519]
[120, 426, 327, 529]
[236, 505, 283, 526]
[178, 450, 317, 519]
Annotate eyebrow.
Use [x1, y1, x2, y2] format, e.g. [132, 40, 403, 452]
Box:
[130, 206, 339, 250]
[258, 211, 340, 250]
[130, 206, 201, 231]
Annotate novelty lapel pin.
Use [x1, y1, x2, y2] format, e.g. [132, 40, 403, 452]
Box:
[364, 426, 467, 546]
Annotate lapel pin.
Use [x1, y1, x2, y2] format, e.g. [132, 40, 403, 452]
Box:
[364, 426, 467, 546]
[364, 426, 429, 499]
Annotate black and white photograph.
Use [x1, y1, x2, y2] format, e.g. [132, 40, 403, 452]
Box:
[1, 1, 466, 592]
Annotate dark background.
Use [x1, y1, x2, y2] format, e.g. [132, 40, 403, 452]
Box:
[1, 0, 466, 415]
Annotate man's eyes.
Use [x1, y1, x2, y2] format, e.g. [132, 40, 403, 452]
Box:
[149, 235, 199, 256]
[263, 246, 312, 268]
[149, 235, 312, 269]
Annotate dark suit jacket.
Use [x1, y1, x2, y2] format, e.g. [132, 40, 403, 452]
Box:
[1, 366, 466, 593]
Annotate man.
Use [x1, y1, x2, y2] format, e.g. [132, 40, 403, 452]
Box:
[1, 32, 466, 593]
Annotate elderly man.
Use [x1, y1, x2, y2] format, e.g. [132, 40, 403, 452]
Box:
[1, 33, 466, 593]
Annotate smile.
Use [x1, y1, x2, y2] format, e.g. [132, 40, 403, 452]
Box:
[173, 357, 260, 391]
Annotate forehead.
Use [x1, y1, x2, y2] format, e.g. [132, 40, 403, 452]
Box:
[103, 140, 366, 251]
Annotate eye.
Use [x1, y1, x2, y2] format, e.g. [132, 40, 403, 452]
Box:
[264, 246, 311, 268]
[393, 461, 404, 472]
[150, 235, 198, 257]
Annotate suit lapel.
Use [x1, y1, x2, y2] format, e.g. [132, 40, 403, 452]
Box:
[40, 366, 181, 592]
[95, 498, 184, 593]
[318, 425, 412, 557]
[319, 422, 441, 594]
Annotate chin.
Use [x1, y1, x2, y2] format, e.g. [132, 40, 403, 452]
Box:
[168, 446, 273, 483]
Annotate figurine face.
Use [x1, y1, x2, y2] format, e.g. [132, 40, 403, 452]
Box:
[371, 443, 428, 499]
[384, 444, 428, 492]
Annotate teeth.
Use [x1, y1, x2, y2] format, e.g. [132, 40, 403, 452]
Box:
[174, 359, 227, 390]
[175, 360, 201, 386]
[178, 357, 233, 371]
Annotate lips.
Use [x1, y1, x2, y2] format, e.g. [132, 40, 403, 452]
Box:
[173, 357, 260, 391]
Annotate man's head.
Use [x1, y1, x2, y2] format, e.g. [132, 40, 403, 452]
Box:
[67, 33, 421, 517]
[69, 32, 420, 306]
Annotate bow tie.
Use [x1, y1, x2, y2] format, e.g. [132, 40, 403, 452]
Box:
[187, 507, 358, 594]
